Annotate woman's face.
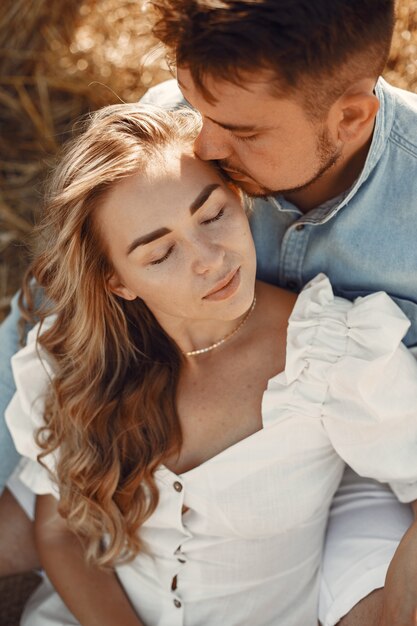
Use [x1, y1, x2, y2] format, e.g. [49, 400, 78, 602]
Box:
[97, 144, 257, 330]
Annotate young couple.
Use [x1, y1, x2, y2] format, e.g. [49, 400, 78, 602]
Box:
[1, 1, 417, 625]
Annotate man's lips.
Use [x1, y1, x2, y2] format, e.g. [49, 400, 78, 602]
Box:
[222, 167, 253, 183]
[223, 166, 246, 176]
[203, 267, 240, 299]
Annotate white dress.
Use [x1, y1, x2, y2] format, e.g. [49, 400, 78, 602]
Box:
[5, 274, 417, 626]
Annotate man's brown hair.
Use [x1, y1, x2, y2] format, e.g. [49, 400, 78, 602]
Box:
[151, 0, 396, 116]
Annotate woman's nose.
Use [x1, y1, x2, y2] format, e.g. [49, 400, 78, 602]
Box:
[191, 238, 226, 275]
[194, 119, 232, 162]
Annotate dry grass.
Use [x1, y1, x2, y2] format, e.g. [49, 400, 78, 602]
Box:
[0, 0, 169, 322]
[0, 0, 417, 323]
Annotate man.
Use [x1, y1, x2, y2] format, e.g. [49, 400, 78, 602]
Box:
[0, 0, 417, 624]
[146, 1, 417, 625]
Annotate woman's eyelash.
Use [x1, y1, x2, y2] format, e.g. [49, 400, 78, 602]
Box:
[150, 245, 174, 265]
[149, 209, 225, 265]
[203, 208, 225, 224]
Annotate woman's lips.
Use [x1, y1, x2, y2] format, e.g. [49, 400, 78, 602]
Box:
[203, 268, 241, 301]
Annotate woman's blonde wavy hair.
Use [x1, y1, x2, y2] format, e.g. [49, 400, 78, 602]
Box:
[22, 103, 202, 568]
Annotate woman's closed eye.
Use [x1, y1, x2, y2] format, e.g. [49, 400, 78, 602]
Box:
[202, 207, 225, 224]
[150, 245, 175, 265]
[149, 208, 225, 265]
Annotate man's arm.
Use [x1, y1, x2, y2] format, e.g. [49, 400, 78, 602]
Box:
[337, 500, 417, 626]
[35, 494, 145, 626]
[0, 293, 24, 493]
[378, 500, 417, 626]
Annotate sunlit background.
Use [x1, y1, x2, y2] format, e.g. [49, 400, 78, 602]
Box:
[0, 0, 416, 322]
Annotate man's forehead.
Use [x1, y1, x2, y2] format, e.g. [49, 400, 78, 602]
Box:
[177, 67, 294, 128]
[177, 66, 277, 101]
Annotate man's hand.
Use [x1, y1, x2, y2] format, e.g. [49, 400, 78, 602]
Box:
[380, 515, 417, 626]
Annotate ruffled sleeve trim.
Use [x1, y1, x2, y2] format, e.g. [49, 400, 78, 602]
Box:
[283, 273, 411, 385]
[5, 319, 58, 496]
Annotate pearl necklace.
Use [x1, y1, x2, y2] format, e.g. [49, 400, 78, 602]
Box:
[183, 295, 257, 357]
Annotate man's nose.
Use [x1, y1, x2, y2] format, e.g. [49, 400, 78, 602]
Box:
[194, 119, 232, 161]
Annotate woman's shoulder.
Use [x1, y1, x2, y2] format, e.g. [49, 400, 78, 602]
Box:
[254, 280, 297, 326]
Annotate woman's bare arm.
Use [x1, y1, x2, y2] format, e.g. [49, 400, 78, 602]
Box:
[35, 494, 145, 626]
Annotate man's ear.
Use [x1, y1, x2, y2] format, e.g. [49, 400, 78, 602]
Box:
[336, 91, 379, 143]
[107, 273, 137, 301]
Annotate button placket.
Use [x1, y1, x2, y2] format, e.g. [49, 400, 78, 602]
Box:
[171, 545, 187, 608]
[172, 479, 191, 534]
[170, 566, 183, 610]
[175, 544, 187, 564]
[171, 568, 184, 612]
[169, 479, 187, 617]
[173, 480, 183, 492]
[279, 222, 311, 290]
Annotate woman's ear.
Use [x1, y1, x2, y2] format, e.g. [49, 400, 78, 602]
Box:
[107, 273, 137, 301]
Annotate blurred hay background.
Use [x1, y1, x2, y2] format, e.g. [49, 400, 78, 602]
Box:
[0, 0, 170, 323]
[0, 0, 416, 323]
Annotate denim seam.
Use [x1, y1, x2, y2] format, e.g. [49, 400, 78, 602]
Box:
[389, 130, 417, 158]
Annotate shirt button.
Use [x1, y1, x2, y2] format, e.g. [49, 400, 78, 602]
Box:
[173, 481, 183, 493]
[178, 557, 186, 563]
[173, 599, 182, 608]
[295, 223, 305, 231]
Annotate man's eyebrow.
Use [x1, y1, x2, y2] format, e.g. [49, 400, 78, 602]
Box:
[126, 184, 220, 255]
[127, 227, 171, 255]
[205, 116, 259, 133]
[190, 183, 220, 215]
[176, 80, 262, 133]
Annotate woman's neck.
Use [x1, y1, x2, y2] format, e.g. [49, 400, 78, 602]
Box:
[153, 297, 258, 358]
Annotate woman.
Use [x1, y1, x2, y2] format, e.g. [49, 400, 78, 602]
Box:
[5, 103, 417, 626]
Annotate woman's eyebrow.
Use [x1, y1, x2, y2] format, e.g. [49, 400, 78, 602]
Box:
[190, 183, 220, 215]
[126, 184, 221, 255]
[127, 227, 171, 255]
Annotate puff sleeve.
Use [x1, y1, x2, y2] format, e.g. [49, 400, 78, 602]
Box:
[297, 276, 417, 502]
[5, 320, 59, 498]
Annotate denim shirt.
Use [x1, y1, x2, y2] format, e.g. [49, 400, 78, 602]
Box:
[143, 78, 417, 347]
